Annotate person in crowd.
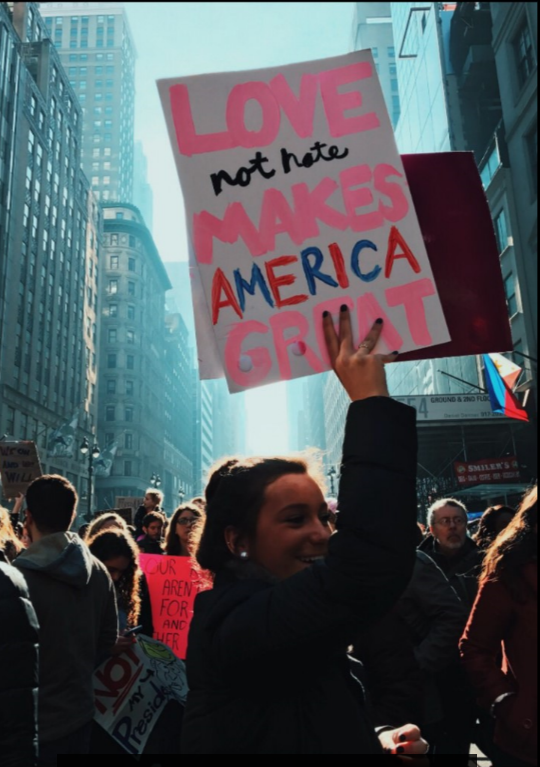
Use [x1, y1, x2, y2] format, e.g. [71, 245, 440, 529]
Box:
[135, 490, 165, 539]
[420, 498, 484, 607]
[88, 529, 144, 634]
[13, 475, 119, 763]
[181, 313, 428, 755]
[0, 561, 40, 767]
[0, 506, 22, 563]
[138, 511, 165, 555]
[474, 505, 516, 551]
[461, 486, 538, 767]
[84, 511, 129, 541]
[166, 503, 206, 557]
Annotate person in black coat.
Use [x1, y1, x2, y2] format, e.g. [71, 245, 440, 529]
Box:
[181, 313, 428, 755]
[0, 562, 40, 767]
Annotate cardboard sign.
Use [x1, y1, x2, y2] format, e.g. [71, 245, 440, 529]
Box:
[116, 496, 144, 513]
[455, 457, 521, 488]
[0, 441, 43, 499]
[159, 51, 451, 392]
[93, 635, 188, 755]
[139, 554, 201, 660]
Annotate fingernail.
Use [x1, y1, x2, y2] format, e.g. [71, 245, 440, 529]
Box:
[375, 318, 383, 324]
[396, 746, 405, 754]
[340, 304, 348, 312]
[392, 351, 400, 356]
[323, 311, 329, 318]
[399, 735, 407, 743]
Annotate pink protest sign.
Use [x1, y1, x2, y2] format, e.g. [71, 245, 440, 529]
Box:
[139, 554, 200, 660]
[159, 51, 450, 392]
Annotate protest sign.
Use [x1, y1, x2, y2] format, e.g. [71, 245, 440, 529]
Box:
[139, 554, 202, 659]
[116, 495, 145, 516]
[93, 635, 188, 755]
[159, 51, 451, 392]
[0, 441, 42, 499]
[454, 457, 521, 488]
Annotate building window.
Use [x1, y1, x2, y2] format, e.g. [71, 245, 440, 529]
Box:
[106, 405, 116, 422]
[125, 406, 134, 422]
[126, 381, 134, 396]
[107, 354, 117, 369]
[116, 212, 125, 219]
[108, 279, 118, 294]
[504, 273, 518, 317]
[125, 433, 133, 450]
[128, 281, 135, 296]
[109, 304, 118, 317]
[388, 46, 395, 58]
[127, 355, 135, 370]
[124, 461, 132, 476]
[128, 257, 136, 272]
[110, 255, 119, 270]
[494, 209, 510, 253]
[108, 329, 118, 344]
[127, 330, 135, 344]
[514, 23, 536, 88]
[107, 380, 116, 394]
[127, 305, 135, 321]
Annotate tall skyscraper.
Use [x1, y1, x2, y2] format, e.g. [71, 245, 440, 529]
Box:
[350, 2, 401, 127]
[0, 2, 99, 503]
[39, 2, 136, 203]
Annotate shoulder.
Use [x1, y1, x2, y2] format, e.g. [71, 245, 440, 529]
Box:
[0, 562, 30, 601]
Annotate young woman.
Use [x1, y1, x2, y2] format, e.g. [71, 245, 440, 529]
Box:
[181, 312, 428, 755]
[474, 505, 516, 551]
[134, 490, 165, 539]
[84, 512, 129, 542]
[165, 503, 205, 557]
[88, 529, 143, 633]
[461, 486, 537, 767]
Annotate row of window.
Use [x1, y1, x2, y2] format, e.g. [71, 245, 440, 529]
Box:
[107, 353, 136, 370]
[68, 52, 116, 63]
[108, 279, 137, 296]
[46, 15, 117, 25]
[106, 405, 134, 422]
[109, 255, 136, 271]
[106, 380, 135, 396]
[371, 47, 396, 59]
[108, 304, 136, 320]
[107, 328, 135, 344]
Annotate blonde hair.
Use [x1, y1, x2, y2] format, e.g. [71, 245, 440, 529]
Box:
[84, 512, 128, 541]
[0, 506, 22, 562]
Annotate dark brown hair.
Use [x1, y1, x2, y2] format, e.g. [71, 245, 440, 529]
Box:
[474, 505, 516, 550]
[197, 456, 322, 574]
[166, 503, 205, 556]
[142, 511, 165, 530]
[25, 474, 78, 533]
[482, 486, 537, 601]
[89, 529, 142, 626]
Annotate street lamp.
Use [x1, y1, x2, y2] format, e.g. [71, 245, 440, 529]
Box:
[80, 437, 100, 521]
[327, 467, 337, 497]
[150, 473, 162, 489]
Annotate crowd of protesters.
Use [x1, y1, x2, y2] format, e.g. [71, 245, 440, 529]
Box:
[0, 315, 537, 761]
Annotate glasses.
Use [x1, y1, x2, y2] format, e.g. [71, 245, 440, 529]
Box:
[436, 517, 467, 528]
[177, 518, 198, 527]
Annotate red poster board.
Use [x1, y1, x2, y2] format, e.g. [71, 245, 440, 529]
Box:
[399, 152, 513, 361]
[454, 456, 521, 487]
[139, 554, 201, 660]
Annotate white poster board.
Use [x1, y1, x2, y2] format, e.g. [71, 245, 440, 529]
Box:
[159, 51, 450, 392]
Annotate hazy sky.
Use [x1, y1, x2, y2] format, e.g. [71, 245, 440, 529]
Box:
[126, 2, 355, 454]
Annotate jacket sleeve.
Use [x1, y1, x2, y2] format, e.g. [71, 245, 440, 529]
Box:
[0, 565, 39, 767]
[209, 397, 418, 670]
[459, 578, 516, 709]
[411, 553, 470, 673]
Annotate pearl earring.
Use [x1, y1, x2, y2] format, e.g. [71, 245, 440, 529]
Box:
[240, 551, 248, 560]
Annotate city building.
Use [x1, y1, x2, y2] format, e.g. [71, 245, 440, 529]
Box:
[96, 203, 187, 514]
[133, 140, 153, 232]
[0, 1, 99, 507]
[39, 2, 136, 203]
[350, 1, 401, 127]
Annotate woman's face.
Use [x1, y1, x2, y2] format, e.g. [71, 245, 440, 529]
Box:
[103, 555, 131, 583]
[249, 473, 331, 581]
[144, 494, 157, 510]
[176, 511, 199, 548]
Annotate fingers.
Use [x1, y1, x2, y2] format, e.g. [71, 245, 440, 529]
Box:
[322, 311, 339, 367]
[357, 318, 384, 355]
[378, 351, 400, 365]
[393, 724, 422, 744]
[339, 304, 354, 354]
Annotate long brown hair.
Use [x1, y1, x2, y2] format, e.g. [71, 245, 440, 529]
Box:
[88, 530, 142, 626]
[474, 505, 516, 550]
[482, 486, 537, 602]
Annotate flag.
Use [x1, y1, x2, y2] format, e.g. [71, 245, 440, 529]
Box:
[47, 412, 79, 457]
[483, 355, 529, 422]
[93, 442, 118, 478]
[489, 353, 523, 391]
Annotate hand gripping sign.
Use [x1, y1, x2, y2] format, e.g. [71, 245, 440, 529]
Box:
[159, 51, 451, 392]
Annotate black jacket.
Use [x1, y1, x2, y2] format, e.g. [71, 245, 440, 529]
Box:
[181, 397, 418, 754]
[0, 563, 39, 767]
[419, 535, 484, 608]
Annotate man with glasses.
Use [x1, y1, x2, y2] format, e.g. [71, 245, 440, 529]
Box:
[419, 498, 485, 755]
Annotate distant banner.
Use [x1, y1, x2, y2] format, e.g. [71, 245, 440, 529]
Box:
[0, 441, 43, 498]
[93, 441, 118, 477]
[139, 554, 203, 659]
[93, 635, 188, 756]
[454, 457, 521, 488]
[47, 412, 78, 458]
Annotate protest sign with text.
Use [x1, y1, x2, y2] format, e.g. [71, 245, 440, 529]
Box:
[0, 441, 43, 499]
[93, 635, 188, 755]
[139, 554, 202, 659]
[159, 51, 450, 392]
